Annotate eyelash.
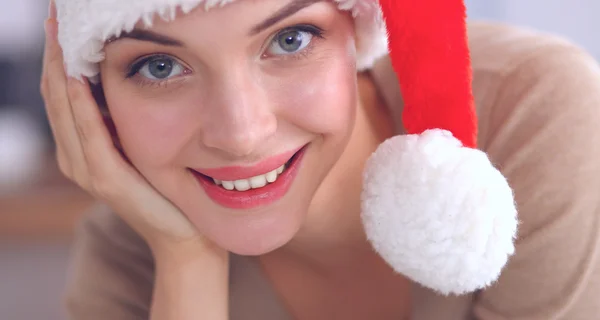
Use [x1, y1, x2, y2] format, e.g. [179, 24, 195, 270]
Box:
[264, 24, 325, 60]
[124, 24, 326, 88]
[124, 54, 189, 88]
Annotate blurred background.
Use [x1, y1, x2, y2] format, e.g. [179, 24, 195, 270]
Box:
[0, 0, 597, 319]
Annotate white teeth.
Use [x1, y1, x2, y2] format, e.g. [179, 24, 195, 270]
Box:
[216, 164, 287, 191]
[250, 175, 267, 188]
[221, 181, 235, 191]
[233, 179, 251, 192]
[265, 170, 277, 183]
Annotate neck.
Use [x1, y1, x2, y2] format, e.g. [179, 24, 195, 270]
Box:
[270, 73, 396, 272]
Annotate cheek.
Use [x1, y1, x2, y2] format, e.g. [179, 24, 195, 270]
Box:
[274, 53, 358, 138]
[102, 82, 198, 168]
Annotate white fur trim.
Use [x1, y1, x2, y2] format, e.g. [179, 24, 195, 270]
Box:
[54, 0, 388, 81]
[361, 129, 518, 295]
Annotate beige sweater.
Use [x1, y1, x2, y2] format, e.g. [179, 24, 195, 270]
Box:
[63, 22, 600, 320]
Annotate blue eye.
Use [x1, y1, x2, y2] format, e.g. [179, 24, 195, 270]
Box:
[127, 55, 186, 80]
[138, 56, 185, 80]
[267, 25, 323, 56]
[270, 30, 312, 54]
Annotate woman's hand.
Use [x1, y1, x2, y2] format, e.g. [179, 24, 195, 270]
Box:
[42, 4, 228, 318]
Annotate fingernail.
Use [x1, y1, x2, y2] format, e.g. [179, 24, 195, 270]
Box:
[48, 1, 57, 19]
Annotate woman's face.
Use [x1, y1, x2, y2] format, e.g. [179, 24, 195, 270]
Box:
[100, 0, 358, 255]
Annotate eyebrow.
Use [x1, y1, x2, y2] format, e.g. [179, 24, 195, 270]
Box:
[108, 0, 323, 46]
[250, 0, 324, 35]
[108, 29, 184, 47]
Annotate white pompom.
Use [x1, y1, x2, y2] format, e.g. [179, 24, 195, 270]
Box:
[361, 129, 518, 295]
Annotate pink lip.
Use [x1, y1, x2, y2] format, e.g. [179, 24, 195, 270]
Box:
[192, 146, 307, 210]
[194, 146, 303, 181]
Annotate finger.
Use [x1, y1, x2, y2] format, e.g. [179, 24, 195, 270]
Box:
[41, 18, 68, 161]
[67, 77, 134, 197]
[40, 2, 66, 167]
[40, 1, 56, 98]
[41, 13, 65, 167]
[41, 0, 58, 97]
[42, 17, 88, 183]
[43, 19, 67, 119]
[49, 0, 57, 19]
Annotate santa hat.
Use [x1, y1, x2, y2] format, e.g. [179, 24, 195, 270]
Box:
[55, 0, 518, 295]
[361, 0, 518, 295]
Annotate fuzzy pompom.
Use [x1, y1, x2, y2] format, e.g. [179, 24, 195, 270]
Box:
[361, 129, 518, 295]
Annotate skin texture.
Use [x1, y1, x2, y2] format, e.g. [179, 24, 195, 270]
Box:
[100, 0, 359, 255]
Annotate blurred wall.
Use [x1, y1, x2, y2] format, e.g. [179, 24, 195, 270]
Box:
[466, 0, 599, 59]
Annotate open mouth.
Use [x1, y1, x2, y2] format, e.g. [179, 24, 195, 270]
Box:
[192, 146, 307, 210]
[210, 153, 298, 191]
[193, 147, 304, 192]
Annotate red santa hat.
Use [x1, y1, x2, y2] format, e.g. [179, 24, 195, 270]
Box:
[55, 0, 518, 295]
[363, 0, 518, 295]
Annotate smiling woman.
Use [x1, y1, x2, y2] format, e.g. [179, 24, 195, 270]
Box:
[41, 0, 600, 319]
[47, 0, 517, 318]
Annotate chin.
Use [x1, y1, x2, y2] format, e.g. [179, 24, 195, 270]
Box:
[194, 200, 311, 256]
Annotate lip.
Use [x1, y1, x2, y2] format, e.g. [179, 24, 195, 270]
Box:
[193, 146, 304, 181]
[192, 145, 307, 210]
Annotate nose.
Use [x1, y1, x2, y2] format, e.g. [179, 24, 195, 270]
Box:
[201, 71, 277, 157]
